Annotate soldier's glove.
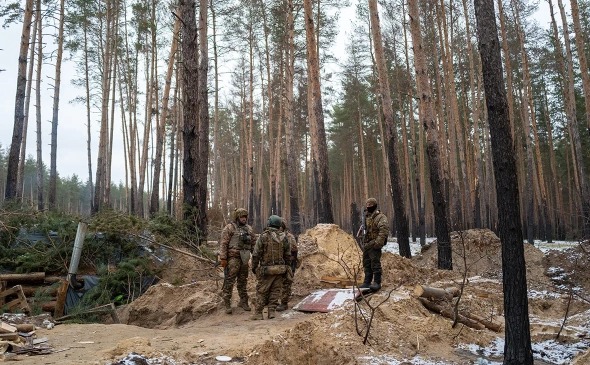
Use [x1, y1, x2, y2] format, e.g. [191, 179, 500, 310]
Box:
[220, 259, 227, 268]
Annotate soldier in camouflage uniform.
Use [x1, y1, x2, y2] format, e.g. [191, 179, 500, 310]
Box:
[250, 215, 291, 320]
[219, 208, 257, 314]
[360, 198, 389, 291]
[277, 219, 298, 312]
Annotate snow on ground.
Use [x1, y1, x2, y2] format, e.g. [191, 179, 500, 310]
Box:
[382, 236, 590, 364]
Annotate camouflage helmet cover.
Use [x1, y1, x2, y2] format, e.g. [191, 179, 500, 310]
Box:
[234, 208, 248, 220]
[267, 215, 282, 228]
[366, 198, 378, 207]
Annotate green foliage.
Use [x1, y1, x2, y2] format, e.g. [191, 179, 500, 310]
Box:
[81, 257, 155, 306]
[147, 212, 183, 237]
[29, 284, 59, 316]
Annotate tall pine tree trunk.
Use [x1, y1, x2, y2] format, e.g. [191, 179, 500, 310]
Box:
[5, 0, 34, 201]
[303, 0, 334, 223]
[196, 0, 209, 242]
[48, 0, 65, 210]
[17, 9, 38, 199]
[286, 0, 301, 235]
[474, 0, 533, 361]
[35, 5, 43, 211]
[368, 0, 410, 258]
[150, 18, 180, 216]
[408, 0, 451, 269]
[181, 0, 201, 235]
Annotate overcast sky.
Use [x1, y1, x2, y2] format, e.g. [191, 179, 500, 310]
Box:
[0, 2, 551, 185]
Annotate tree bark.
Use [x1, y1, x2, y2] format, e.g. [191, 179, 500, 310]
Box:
[196, 0, 210, 241]
[5, 0, 35, 201]
[474, 0, 533, 362]
[181, 0, 201, 236]
[368, 0, 411, 258]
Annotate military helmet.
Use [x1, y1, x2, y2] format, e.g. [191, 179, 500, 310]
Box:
[366, 198, 378, 207]
[267, 215, 282, 228]
[234, 208, 248, 220]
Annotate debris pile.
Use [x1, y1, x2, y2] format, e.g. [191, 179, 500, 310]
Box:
[0, 315, 55, 359]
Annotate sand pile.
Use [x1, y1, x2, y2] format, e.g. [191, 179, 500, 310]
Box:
[413, 228, 550, 289]
[123, 282, 219, 328]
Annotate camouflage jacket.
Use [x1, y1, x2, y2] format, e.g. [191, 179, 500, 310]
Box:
[252, 227, 291, 268]
[219, 222, 256, 260]
[364, 210, 389, 248]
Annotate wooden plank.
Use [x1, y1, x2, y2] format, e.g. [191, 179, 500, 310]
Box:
[0, 333, 19, 341]
[2, 286, 31, 314]
[0, 286, 21, 300]
[0, 322, 17, 334]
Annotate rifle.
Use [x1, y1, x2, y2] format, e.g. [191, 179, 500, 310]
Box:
[356, 208, 367, 250]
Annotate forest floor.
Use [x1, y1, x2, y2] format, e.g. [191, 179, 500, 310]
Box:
[3, 225, 590, 365]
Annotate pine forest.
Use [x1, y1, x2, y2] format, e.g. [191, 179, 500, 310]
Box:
[1, 0, 589, 243]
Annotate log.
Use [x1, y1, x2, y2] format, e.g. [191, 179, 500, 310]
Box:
[53, 279, 69, 318]
[462, 311, 502, 332]
[0, 272, 45, 283]
[21, 285, 58, 297]
[418, 297, 485, 330]
[14, 324, 35, 332]
[413, 285, 460, 300]
[41, 301, 56, 312]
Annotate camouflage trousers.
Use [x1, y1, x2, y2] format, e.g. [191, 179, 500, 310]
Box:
[222, 257, 249, 305]
[280, 267, 294, 305]
[362, 247, 382, 275]
[253, 273, 284, 314]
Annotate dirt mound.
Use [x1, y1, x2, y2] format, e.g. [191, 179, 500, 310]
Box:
[293, 224, 363, 291]
[122, 282, 220, 328]
[247, 291, 499, 364]
[543, 239, 590, 294]
[413, 228, 551, 289]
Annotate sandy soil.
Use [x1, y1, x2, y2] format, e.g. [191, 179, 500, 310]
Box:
[3, 226, 590, 364]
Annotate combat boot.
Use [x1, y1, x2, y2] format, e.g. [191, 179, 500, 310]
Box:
[359, 271, 373, 289]
[370, 272, 382, 292]
[276, 303, 287, 312]
[239, 298, 251, 311]
[250, 312, 263, 320]
[224, 300, 232, 314]
[267, 309, 276, 319]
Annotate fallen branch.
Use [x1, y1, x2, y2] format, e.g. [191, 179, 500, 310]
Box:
[131, 234, 215, 265]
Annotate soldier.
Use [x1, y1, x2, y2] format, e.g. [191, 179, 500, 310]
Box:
[360, 198, 389, 291]
[219, 208, 257, 314]
[277, 219, 298, 312]
[250, 215, 291, 320]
